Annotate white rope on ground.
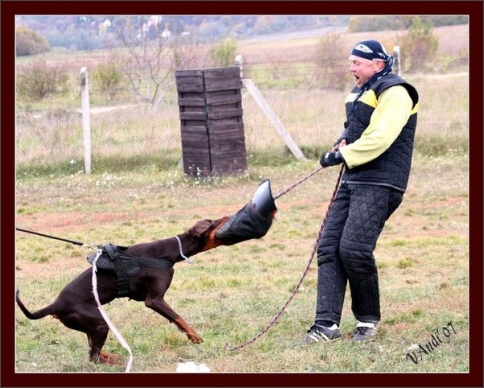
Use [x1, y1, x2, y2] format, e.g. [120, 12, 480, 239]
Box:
[91, 248, 133, 373]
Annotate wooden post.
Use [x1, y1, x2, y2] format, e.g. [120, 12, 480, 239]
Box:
[80, 67, 91, 174]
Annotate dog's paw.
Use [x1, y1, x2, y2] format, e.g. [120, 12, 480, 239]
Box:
[187, 333, 203, 344]
[98, 351, 125, 366]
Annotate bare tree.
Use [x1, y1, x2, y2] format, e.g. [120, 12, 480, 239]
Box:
[172, 33, 215, 70]
[113, 16, 174, 107]
[112, 17, 226, 107]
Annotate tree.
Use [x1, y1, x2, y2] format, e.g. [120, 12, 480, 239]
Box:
[111, 16, 226, 106]
[400, 16, 439, 72]
[113, 16, 174, 107]
[314, 32, 349, 91]
[16, 26, 50, 56]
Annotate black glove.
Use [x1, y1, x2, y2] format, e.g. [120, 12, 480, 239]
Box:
[320, 151, 343, 167]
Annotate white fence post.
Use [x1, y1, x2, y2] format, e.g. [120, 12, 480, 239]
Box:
[80, 67, 92, 174]
[235, 54, 243, 78]
[393, 46, 401, 76]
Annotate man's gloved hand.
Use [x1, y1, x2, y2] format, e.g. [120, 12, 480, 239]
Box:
[320, 151, 343, 167]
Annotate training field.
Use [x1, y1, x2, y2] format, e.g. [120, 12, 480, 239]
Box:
[12, 23, 473, 381]
[15, 153, 469, 374]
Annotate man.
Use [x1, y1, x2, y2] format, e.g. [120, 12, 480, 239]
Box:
[296, 40, 419, 345]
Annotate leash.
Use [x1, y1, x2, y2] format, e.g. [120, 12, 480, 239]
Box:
[91, 249, 133, 372]
[273, 166, 324, 200]
[15, 165, 326, 247]
[15, 228, 133, 371]
[15, 227, 90, 246]
[225, 164, 344, 351]
[16, 165, 337, 356]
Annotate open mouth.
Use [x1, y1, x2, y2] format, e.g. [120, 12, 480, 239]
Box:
[201, 216, 231, 252]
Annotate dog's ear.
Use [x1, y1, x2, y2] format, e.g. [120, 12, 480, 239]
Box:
[189, 219, 214, 238]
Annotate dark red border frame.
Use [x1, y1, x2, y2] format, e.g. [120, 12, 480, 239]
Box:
[2, 2, 482, 387]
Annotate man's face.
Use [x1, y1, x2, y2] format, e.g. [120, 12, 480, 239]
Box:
[348, 55, 384, 88]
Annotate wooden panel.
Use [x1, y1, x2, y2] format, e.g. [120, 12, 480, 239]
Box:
[203, 67, 240, 78]
[177, 92, 206, 107]
[176, 67, 246, 176]
[207, 107, 243, 120]
[204, 67, 242, 92]
[209, 126, 246, 154]
[205, 91, 241, 105]
[180, 126, 209, 144]
[210, 153, 247, 174]
[204, 79, 242, 92]
[175, 70, 204, 93]
[208, 123, 244, 133]
[180, 111, 208, 121]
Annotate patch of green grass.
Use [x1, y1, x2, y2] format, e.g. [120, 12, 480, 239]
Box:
[397, 258, 413, 269]
[14, 154, 469, 373]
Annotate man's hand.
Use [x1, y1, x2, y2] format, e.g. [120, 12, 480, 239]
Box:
[332, 138, 347, 151]
[320, 151, 343, 167]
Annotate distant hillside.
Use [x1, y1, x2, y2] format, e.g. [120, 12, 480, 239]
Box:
[15, 15, 352, 50]
[16, 15, 467, 53]
[238, 24, 469, 66]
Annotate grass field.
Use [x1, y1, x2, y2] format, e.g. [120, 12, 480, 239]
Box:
[15, 152, 469, 373]
[15, 24, 469, 174]
[14, 22, 470, 376]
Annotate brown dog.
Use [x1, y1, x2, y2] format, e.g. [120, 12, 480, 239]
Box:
[15, 217, 230, 365]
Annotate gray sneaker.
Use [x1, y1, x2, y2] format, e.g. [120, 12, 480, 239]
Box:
[294, 324, 341, 346]
[352, 321, 380, 342]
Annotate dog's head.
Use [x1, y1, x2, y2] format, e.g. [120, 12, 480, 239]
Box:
[187, 216, 231, 252]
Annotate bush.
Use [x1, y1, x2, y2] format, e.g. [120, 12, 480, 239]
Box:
[315, 32, 349, 91]
[92, 60, 124, 100]
[16, 60, 69, 101]
[211, 39, 238, 67]
[400, 17, 439, 73]
[16, 26, 50, 56]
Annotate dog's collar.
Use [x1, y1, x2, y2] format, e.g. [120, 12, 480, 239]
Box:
[174, 235, 194, 264]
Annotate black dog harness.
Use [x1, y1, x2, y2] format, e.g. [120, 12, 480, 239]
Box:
[87, 243, 174, 297]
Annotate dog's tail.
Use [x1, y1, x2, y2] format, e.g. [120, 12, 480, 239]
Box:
[15, 289, 55, 320]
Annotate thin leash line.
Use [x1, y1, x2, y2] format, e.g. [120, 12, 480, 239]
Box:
[16, 166, 325, 248]
[15, 227, 87, 246]
[273, 166, 324, 200]
[225, 165, 344, 351]
[16, 165, 338, 354]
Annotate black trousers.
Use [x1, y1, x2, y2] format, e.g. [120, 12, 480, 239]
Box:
[315, 183, 403, 325]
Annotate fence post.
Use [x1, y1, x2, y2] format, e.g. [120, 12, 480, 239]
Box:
[80, 67, 91, 174]
[393, 46, 401, 76]
[235, 54, 243, 78]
